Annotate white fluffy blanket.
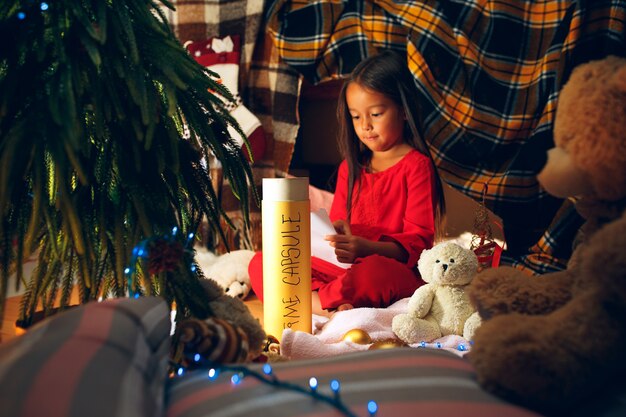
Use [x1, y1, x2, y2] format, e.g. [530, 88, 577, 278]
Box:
[280, 297, 472, 360]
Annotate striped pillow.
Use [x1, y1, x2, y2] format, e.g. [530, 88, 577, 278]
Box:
[0, 297, 171, 417]
[165, 347, 541, 417]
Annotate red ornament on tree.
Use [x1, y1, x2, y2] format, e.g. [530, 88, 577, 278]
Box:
[147, 238, 185, 274]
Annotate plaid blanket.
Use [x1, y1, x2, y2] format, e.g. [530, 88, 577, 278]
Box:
[265, 0, 626, 273]
[163, 0, 301, 177]
[163, 0, 624, 272]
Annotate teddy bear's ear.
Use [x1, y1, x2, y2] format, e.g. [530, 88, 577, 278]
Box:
[576, 64, 594, 82]
[465, 247, 480, 273]
[417, 247, 433, 279]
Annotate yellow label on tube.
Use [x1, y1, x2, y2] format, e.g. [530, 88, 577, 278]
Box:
[262, 199, 312, 340]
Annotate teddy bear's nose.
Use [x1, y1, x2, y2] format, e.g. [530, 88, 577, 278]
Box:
[442, 263, 448, 271]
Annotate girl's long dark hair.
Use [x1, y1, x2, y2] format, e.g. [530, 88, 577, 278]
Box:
[336, 49, 446, 237]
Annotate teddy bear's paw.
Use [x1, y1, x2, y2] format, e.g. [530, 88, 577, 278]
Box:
[392, 314, 441, 344]
[469, 313, 587, 413]
[468, 266, 534, 320]
[462, 311, 481, 340]
[470, 267, 574, 320]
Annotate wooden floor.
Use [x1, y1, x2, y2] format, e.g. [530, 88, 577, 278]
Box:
[244, 294, 264, 327]
[1, 288, 81, 343]
[1, 296, 25, 343]
[1, 292, 264, 344]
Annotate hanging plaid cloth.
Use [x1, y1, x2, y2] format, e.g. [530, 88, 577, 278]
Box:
[265, 0, 625, 274]
[164, 0, 302, 177]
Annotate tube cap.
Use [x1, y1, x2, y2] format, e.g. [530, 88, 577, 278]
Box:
[262, 177, 309, 202]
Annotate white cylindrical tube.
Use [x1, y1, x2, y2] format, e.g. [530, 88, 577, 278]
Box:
[262, 177, 312, 340]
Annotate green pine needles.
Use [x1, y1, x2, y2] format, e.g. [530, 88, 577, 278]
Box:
[0, 0, 257, 325]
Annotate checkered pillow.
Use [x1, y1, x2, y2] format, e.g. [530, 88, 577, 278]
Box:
[0, 297, 171, 417]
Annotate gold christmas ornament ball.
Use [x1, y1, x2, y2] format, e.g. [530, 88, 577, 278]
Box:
[368, 338, 407, 350]
[342, 329, 372, 344]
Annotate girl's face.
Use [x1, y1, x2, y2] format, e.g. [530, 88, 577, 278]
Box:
[346, 82, 405, 154]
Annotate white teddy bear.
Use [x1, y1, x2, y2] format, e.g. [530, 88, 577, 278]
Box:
[392, 241, 482, 343]
[195, 249, 256, 299]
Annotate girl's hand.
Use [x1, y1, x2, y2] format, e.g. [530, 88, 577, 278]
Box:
[324, 219, 408, 264]
[325, 221, 370, 264]
[332, 219, 351, 235]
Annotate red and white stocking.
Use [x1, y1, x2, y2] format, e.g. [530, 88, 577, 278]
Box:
[185, 35, 266, 163]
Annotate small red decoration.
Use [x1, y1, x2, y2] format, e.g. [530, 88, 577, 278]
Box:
[147, 238, 185, 274]
[470, 184, 504, 271]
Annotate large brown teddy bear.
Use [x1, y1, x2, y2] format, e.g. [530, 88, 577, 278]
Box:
[467, 55, 626, 415]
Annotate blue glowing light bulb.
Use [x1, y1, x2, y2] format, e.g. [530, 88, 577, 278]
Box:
[191, 264, 197, 272]
[172, 226, 178, 235]
[367, 400, 378, 416]
[188, 232, 194, 240]
[231, 373, 242, 385]
[194, 353, 201, 362]
[177, 368, 184, 376]
[40, 2, 49, 11]
[17, 12, 26, 20]
[309, 377, 318, 391]
[263, 364, 273, 375]
[330, 379, 340, 393]
[133, 293, 140, 299]
[208, 368, 219, 380]
[137, 248, 144, 257]
[124, 267, 131, 274]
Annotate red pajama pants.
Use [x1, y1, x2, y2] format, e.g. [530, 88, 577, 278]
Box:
[248, 251, 423, 309]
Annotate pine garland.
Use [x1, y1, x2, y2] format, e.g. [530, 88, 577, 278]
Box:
[0, 0, 257, 325]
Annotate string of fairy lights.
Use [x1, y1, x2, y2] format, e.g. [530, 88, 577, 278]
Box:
[15, 1, 49, 20]
[171, 356, 379, 417]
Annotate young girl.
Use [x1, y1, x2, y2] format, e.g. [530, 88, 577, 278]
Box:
[248, 50, 446, 315]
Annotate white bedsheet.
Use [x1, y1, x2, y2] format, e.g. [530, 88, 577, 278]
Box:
[280, 297, 472, 360]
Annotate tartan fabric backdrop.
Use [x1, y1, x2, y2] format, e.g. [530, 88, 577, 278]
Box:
[163, 0, 301, 177]
[265, 0, 625, 273]
[163, 0, 625, 273]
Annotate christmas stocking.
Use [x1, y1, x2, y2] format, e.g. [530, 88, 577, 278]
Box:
[185, 35, 266, 163]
